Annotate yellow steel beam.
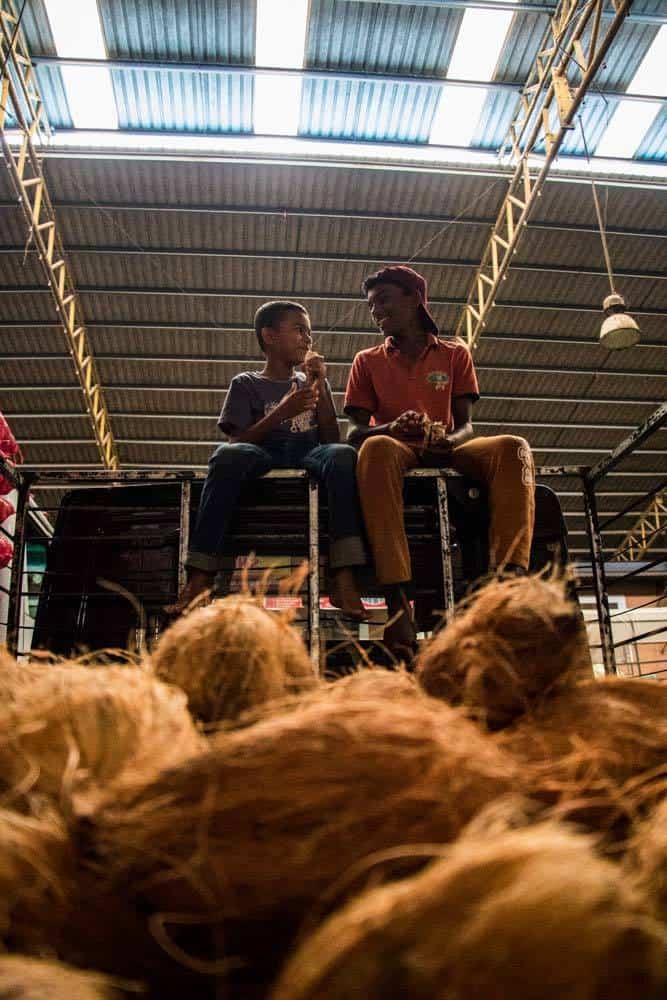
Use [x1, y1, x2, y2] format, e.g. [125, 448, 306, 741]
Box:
[614, 489, 667, 561]
[0, 0, 118, 469]
[455, 0, 632, 350]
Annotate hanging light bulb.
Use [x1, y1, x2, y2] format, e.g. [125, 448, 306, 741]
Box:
[579, 118, 641, 351]
[600, 292, 640, 350]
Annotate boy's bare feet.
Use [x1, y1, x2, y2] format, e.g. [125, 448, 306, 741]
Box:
[328, 567, 366, 620]
[383, 584, 418, 661]
[164, 568, 214, 617]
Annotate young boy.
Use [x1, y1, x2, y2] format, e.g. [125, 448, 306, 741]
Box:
[173, 300, 366, 617]
[345, 265, 535, 656]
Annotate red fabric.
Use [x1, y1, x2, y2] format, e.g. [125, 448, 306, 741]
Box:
[0, 496, 14, 523]
[344, 334, 480, 431]
[0, 477, 13, 497]
[0, 535, 13, 569]
[0, 412, 20, 462]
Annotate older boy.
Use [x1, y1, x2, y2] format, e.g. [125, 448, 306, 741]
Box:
[345, 266, 535, 655]
[174, 300, 366, 617]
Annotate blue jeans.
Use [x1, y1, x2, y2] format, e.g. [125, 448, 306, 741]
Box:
[186, 441, 367, 573]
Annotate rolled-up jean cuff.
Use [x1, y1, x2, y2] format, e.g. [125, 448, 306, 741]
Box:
[329, 536, 366, 570]
[185, 550, 224, 573]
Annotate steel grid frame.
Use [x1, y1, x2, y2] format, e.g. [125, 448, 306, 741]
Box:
[0, 0, 117, 469]
[455, 0, 633, 349]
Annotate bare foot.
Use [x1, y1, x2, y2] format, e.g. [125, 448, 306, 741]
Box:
[328, 567, 366, 620]
[383, 585, 418, 661]
[164, 569, 214, 617]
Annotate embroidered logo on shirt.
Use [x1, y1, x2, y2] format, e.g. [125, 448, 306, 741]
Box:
[427, 371, 450, 391]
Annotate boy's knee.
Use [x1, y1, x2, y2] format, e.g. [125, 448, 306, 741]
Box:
[209, 443, 265, 474]
[358, 435, 398, 467]
[325, 443, 358, 469]
[496, 436, 534, 482]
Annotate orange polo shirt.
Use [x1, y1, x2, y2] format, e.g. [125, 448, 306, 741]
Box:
[344, 334, 480, 431]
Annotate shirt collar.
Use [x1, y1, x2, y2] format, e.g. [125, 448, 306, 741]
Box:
[385, 332, 439, 356]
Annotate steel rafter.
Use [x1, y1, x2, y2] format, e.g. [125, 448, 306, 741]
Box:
[455, 0, 633, 349]
[0, 0, 118, 468]
[613, 491, 667, 561]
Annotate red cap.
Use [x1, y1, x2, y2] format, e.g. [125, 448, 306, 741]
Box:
[362, 265, 439, 335]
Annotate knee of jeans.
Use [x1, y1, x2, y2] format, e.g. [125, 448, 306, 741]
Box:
[325, 443, 358, 470]
[209, 442, 264, 473]
[358, 435, 397, 468]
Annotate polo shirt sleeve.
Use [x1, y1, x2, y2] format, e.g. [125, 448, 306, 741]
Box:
[344, 352, 378, 416]
[451, 342, 480, 403]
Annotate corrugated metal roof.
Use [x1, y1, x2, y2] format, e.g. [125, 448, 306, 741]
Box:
[99, 0, 255, 133]
[299, 79, 439, 143]
[19, 0, 72, 128]
[637, 104, 667, 161]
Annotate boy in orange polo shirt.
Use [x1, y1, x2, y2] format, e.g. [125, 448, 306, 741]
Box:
[345, 265, 535, 656]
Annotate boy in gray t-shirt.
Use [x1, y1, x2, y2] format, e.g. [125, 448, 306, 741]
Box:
[172, 300, 367, 618]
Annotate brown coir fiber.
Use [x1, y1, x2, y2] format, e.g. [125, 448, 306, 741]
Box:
[0, 955, 132, 999]
[497, 678, 667, 832]
[84, 696, 518, 975]
[626, 798, 667, 923]
[151, 595, 318, 724]
[0, 665, 204, 810]
[0, 802, 74, 955]
[272, 823, 667, 1000]
[416, 574, 589, 729]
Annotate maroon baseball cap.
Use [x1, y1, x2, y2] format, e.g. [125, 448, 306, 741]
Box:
[362, 265, 439, 335]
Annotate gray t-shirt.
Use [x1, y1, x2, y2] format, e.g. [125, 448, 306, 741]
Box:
[218, 371, 331, 453]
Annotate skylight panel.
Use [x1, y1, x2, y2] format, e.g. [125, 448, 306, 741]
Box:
[254, 0, 309, 137]
[44, 0, 118, 130]
[429, 1, 517, 148]
[595, 25, 666, 159]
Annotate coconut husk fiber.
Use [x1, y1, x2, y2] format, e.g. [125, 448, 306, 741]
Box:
[272, 822, 667, 1000]
[0, 955, 134, 999]
[416, 574, 590, 730]
[83, 696, 518, 983]
[0, 802, 75, 955]
[626, 798, 667, 923]
[0, 665, 204, 811]
[497, 678, 667, 834]
[151, 595, 318, 725]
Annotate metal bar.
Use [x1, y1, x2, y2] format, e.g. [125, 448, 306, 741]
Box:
[5, 469, 33, 656]
[178, 478, 190, 597]
[582, 475, 616, 676]
[6, 243, 667, 282]
[0, 0, 118, 469]
[587, 403, 667, 484]
[613, 625, 667, 650]
[2, 200, 663, 242]
[307, 477, 320, 673]
[455, 0, 633, 349]
[599, 477, 667, 531]
[3, 284, 667, 316]
[435, 475, 455, 623]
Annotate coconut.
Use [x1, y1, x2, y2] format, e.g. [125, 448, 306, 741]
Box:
[0, 665, 204, 811]
[498, 678, 667, 834]
[323, 666, 422, 703]
[0, 955, 132, 999]
[151, 594, 318, 724]
[272, 822, 667, 1000]
[416, 574, 591, 729]
[626, 798, 667, 923]
[84, 695, 518, 983]
[0, 802, 75, 955]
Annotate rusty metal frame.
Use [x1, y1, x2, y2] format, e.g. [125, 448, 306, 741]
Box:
[0, 0, 118, 469]
[587, 403, 667, 562]
[455, 0, 632, 349]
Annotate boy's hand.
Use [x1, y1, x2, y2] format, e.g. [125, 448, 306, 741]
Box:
[275, 382, 319, 420]
[304, 350, 326, 384]
[389, 410, 426, 444]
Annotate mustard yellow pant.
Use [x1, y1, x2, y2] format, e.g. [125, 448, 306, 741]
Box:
[356, 435, 536, 585]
